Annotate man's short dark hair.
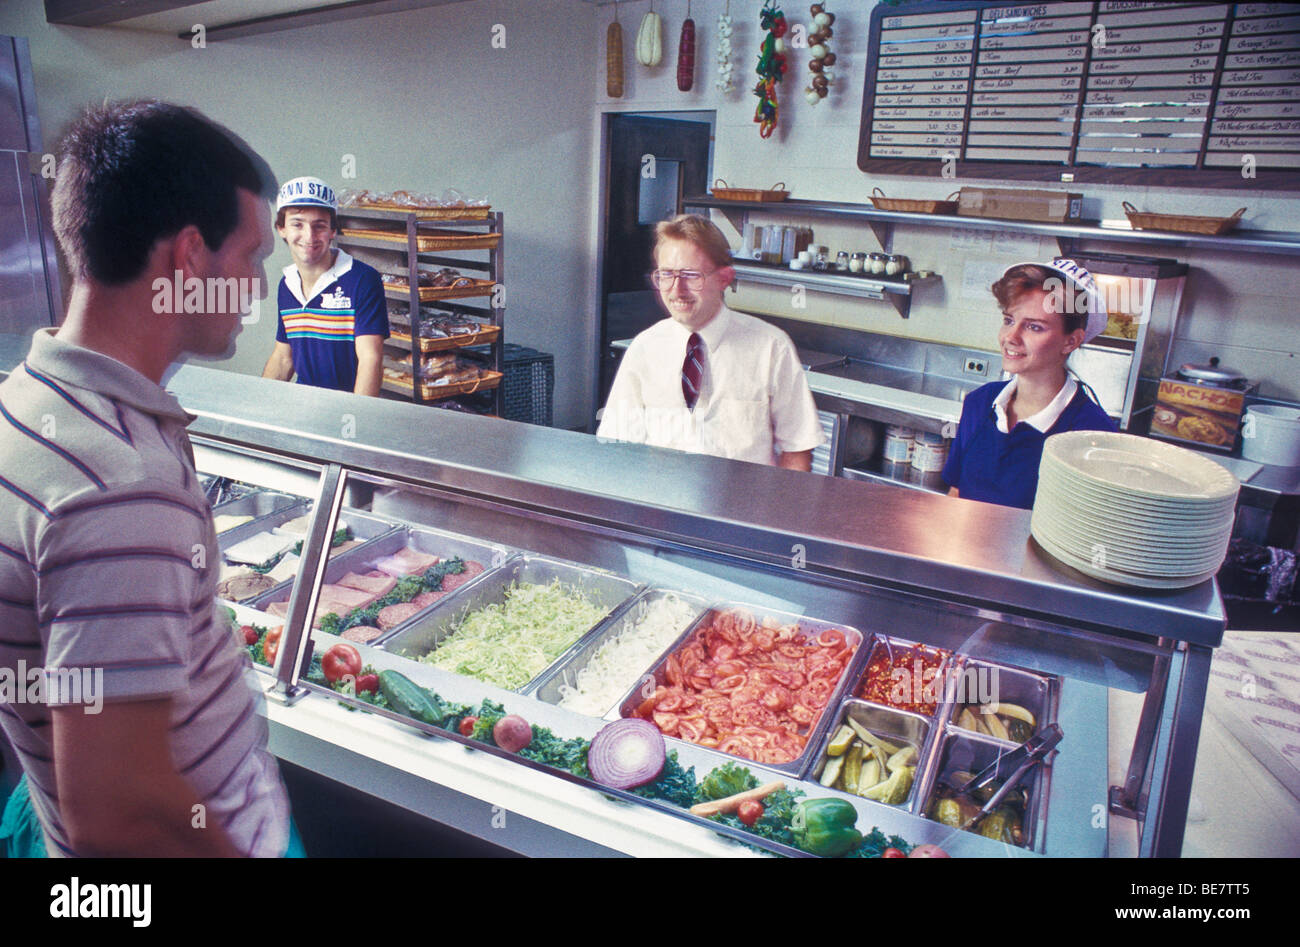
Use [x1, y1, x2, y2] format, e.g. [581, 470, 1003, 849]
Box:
[275, 205, 338, 232]
[51, 100, 276, 286]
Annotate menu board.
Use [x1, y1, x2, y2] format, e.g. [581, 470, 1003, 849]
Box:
[857, 1, 1300, 188]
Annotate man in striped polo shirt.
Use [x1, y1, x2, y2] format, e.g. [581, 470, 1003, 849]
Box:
[260, 177, 388, 395]
[0, 101, 292, 856]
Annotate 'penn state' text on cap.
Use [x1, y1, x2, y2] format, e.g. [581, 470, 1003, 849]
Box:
[276, 176, 336, 212]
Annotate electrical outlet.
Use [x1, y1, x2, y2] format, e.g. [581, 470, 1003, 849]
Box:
[964, 357, 988, 377]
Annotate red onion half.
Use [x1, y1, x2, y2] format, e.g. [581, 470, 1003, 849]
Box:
[588, 718, 666, 789]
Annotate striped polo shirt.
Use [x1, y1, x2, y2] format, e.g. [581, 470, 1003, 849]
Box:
[0, 329, 290, 857]
[275, 249, 387, 392]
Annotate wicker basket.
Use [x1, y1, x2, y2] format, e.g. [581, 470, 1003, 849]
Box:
[870, 187, 960, 215]
[389, 323, 501, 353]
[711, 179, 790, 202]
[345, 202, 492, 219]
[382, 278, 495, 302]
[341, 227, 501, 251]
[382, 368, 503, 400]
[1122, 201, 1246, 235]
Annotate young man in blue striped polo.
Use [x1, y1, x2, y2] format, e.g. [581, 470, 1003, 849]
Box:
[260, 177, 387, 396]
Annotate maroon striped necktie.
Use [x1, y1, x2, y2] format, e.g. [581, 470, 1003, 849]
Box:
[681, 332, 704, 411]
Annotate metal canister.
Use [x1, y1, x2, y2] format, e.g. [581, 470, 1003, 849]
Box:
[883, 425, 915, 464]
[911, 431, 949, 472]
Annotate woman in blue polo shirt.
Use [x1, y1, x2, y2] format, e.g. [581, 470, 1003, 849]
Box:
[943, 259, 1117, 510]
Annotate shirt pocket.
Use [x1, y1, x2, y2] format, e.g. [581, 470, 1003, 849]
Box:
[703, 398, 771, 461]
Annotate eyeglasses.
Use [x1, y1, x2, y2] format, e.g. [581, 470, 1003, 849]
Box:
[649, 268, 715, 291]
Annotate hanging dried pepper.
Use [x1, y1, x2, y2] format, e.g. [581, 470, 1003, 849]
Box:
[753, 3, 788, 138]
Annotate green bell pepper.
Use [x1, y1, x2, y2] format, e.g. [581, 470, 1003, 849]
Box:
[791, 798, 863, 857]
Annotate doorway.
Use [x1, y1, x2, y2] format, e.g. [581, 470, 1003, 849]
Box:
[596, 112, 713, 419]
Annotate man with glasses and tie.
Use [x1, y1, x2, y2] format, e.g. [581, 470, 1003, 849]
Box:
[598, 214, 824, 469]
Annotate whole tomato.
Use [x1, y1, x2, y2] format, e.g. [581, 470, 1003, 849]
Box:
[355, 673, 379, 695]
[262, 626, 284, 666]
[458, 715, 478, 737]
[322, 643, 363, 684]
[882, 847, 907, 858]
[737, 799, 765, 827]
[241, 625, 259, 646]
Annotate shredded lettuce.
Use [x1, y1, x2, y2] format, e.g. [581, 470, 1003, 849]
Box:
[419, 580, 607, 690]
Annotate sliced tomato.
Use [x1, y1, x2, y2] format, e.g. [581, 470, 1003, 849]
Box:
[807, 661, 842, 681]
[655, 692, 683, 713]
[762, 685, 792, 712]
[653, 711, 680, 734]
[735, 638, 757, 657]
[775, 626, 798, 642]
[756, 746, 790, 765]
[713, 643, 737, 662]
[635, 695, 657, 719]
[664, 653, 683, 686]
[753, 630, 776, 652]
[816, 629, 846, 649]
[789, 703, 816, 726]
[699, 736, 720, 748]
[713, 674, 745, 693]
[777, 643, 807, 660]
[677, 718, 707, 742]
[713, 660, 747, 679]
[718, 736, 755, 757]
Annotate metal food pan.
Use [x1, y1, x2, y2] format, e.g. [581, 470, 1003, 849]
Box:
[613, 602, 867, 778]
[918, 729, 1050, 853]
[380, 555, 642, 691]
[847, 635, 959, 724]
[250, 523, 509, 632]
[217, 497, 312, 553]
[945, 660, 1055, 746]
[809, 699, 937, 815]
[211, 491, 303, 532]
[525, 587, 711, 715]
[237, 509, 403, 610]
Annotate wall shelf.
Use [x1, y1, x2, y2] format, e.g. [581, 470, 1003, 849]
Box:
[730, 261, 938, 319]
[685, 195, 1300, 259]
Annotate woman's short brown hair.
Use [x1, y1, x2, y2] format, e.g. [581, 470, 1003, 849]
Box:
[654, 214, 733, 269]
[991, 264, 1088, 334]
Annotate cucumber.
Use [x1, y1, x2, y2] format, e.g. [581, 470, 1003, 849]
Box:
[378, 670, 441, 726]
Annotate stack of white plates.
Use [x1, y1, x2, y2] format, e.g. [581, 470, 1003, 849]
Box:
[1031, 431, 1240, 589]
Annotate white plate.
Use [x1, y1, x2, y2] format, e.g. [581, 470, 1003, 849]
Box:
[1031, 529, 1221, 589]
[1030, 511, 1229, 575]
[1043, 431, 1239, 501]
[1035, 477, 1236, 541]
[1036, 465, 1237, 523]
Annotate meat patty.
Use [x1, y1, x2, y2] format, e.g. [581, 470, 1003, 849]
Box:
[377, 601, 423, 630]
[440, 570, 476, 592]
[412, 590, 445, 609]
[216, 572, 277, 602]
[340, 625, 384, 644]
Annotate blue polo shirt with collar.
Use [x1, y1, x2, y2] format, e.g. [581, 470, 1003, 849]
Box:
[275, 249, 388, 392]
[942, 379, 1117, 510]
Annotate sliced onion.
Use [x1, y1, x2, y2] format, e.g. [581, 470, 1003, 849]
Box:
[588, 718, 666, 790]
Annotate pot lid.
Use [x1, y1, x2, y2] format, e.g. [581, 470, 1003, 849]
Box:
[1178, 357, 1246, 385]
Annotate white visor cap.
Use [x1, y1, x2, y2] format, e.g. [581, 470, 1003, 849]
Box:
[1002, 258, 1109, 343]
[276, 176, 337, 213]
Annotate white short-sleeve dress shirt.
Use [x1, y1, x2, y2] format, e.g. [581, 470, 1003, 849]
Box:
[597, 305, 826, 465]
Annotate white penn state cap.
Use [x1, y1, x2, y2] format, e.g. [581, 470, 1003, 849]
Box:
[1003, 258, 1108, 343]
[276, 176, 336, 212]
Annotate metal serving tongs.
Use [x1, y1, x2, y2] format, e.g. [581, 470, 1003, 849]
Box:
[956, 723, 1064, 833]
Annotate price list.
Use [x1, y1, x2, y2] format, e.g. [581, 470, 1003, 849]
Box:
[859, 1, 1300, 185]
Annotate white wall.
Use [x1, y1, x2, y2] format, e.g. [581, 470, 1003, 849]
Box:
[1, 0, 601, 428]
[595, 0, 1300, 400]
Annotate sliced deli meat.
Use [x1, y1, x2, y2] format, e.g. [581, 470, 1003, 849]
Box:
[371, 546, 440, 577]
[336, 571, 398, 597]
